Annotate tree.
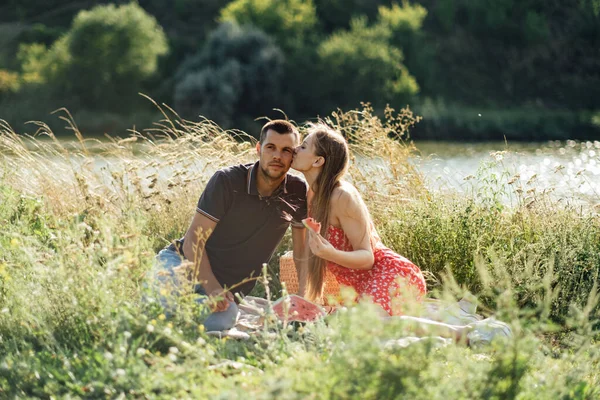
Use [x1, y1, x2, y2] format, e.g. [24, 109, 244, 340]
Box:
[29, 3, 169, 112]
[313, 0, 393, 33]
[220, 0, 318, 53]
[317, 17, 419, 112]
[377, 2, 433, 98]
[173, 22, 285, 130]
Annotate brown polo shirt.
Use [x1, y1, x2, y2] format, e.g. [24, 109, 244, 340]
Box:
[170, 162, 307, 297]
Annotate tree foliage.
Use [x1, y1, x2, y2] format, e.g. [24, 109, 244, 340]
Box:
[174, 22, 284, 129]
[18, 3, 169, 112]
[418, 0, 600, 108]
[220, 0, 318, 52]
[2, 0, 600, 139]
[317, 17, 419, 111]
[61, 3, 168, 111]
[313, 0, 393, 32]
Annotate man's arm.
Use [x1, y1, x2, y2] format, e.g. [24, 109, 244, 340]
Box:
[182, 212, 233, 310]
[291, 226, 308, 297]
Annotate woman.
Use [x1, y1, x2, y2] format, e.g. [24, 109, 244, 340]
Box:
[292, 123, 427, 315]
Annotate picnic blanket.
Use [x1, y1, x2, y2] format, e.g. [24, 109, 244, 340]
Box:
[206, 295, 512, 348]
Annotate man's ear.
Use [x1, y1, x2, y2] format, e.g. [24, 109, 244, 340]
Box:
[256, 141, 261, 155]
[313, 156, 325, 168]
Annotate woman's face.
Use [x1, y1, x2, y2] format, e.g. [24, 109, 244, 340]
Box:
[292, 133, 320, 171]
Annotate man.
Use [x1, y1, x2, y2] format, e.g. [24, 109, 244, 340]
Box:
[152, 120, 308, 331]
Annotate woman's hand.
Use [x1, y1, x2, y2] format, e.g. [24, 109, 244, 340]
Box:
[307, 230, 336, 260]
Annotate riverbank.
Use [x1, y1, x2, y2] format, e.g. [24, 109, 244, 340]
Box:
[412, 102, 600, 141]
[2, 95, 600, 142]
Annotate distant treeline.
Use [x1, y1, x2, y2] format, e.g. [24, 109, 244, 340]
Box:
[1, 0, 599, 140]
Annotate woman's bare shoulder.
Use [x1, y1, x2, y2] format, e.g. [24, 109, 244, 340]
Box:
[331, 181, 361, 208]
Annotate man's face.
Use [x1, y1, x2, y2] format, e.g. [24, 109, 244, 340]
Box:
[257, 129, 297, 180]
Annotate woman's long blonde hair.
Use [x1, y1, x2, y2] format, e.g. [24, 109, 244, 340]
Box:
[305, 123, 350, 302]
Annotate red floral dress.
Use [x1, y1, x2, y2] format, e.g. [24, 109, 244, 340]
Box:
[326, 225, 427, 315]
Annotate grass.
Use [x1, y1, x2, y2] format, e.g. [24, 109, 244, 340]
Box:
[0, 104, 599, 398]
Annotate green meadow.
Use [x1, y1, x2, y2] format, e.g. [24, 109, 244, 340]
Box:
[0, 106, 599, 398]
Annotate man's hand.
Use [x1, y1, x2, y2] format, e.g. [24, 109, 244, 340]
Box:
[208, 289, 234, 312]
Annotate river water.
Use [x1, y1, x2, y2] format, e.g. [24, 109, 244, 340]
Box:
[3, 136, 599, 206]
[411, 140, 600, 205]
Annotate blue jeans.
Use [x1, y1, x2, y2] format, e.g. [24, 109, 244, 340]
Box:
[150, 248, 238, 331]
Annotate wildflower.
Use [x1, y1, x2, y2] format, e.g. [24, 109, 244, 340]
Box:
[198, 325, 205, 333]
[146, 324, 155, 333]
[150, 319, 156, 325]
[169, 354, 177, 362]
[10, 238, 19, 248]
[197, 337, 206, 346]
[123, 331, 131, 339]
[158, 314, 166, 321]
[168, 346, 179, 354]
[163, 327, 172, 335]
[115, 368, 126, 377]
[104, 352, 114, 361]
[167, 322, 173, 329]
[136, 348, 146, 357]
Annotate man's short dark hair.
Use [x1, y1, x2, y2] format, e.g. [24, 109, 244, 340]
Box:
[260, 120, 299, 144]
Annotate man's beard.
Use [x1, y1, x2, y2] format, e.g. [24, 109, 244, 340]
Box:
[260, 164, 286, 181]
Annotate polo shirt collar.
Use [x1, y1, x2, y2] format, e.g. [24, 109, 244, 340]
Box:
[246, 161, 288, 197]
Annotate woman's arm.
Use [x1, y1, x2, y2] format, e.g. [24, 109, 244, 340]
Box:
[308, 186, 374, 270]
